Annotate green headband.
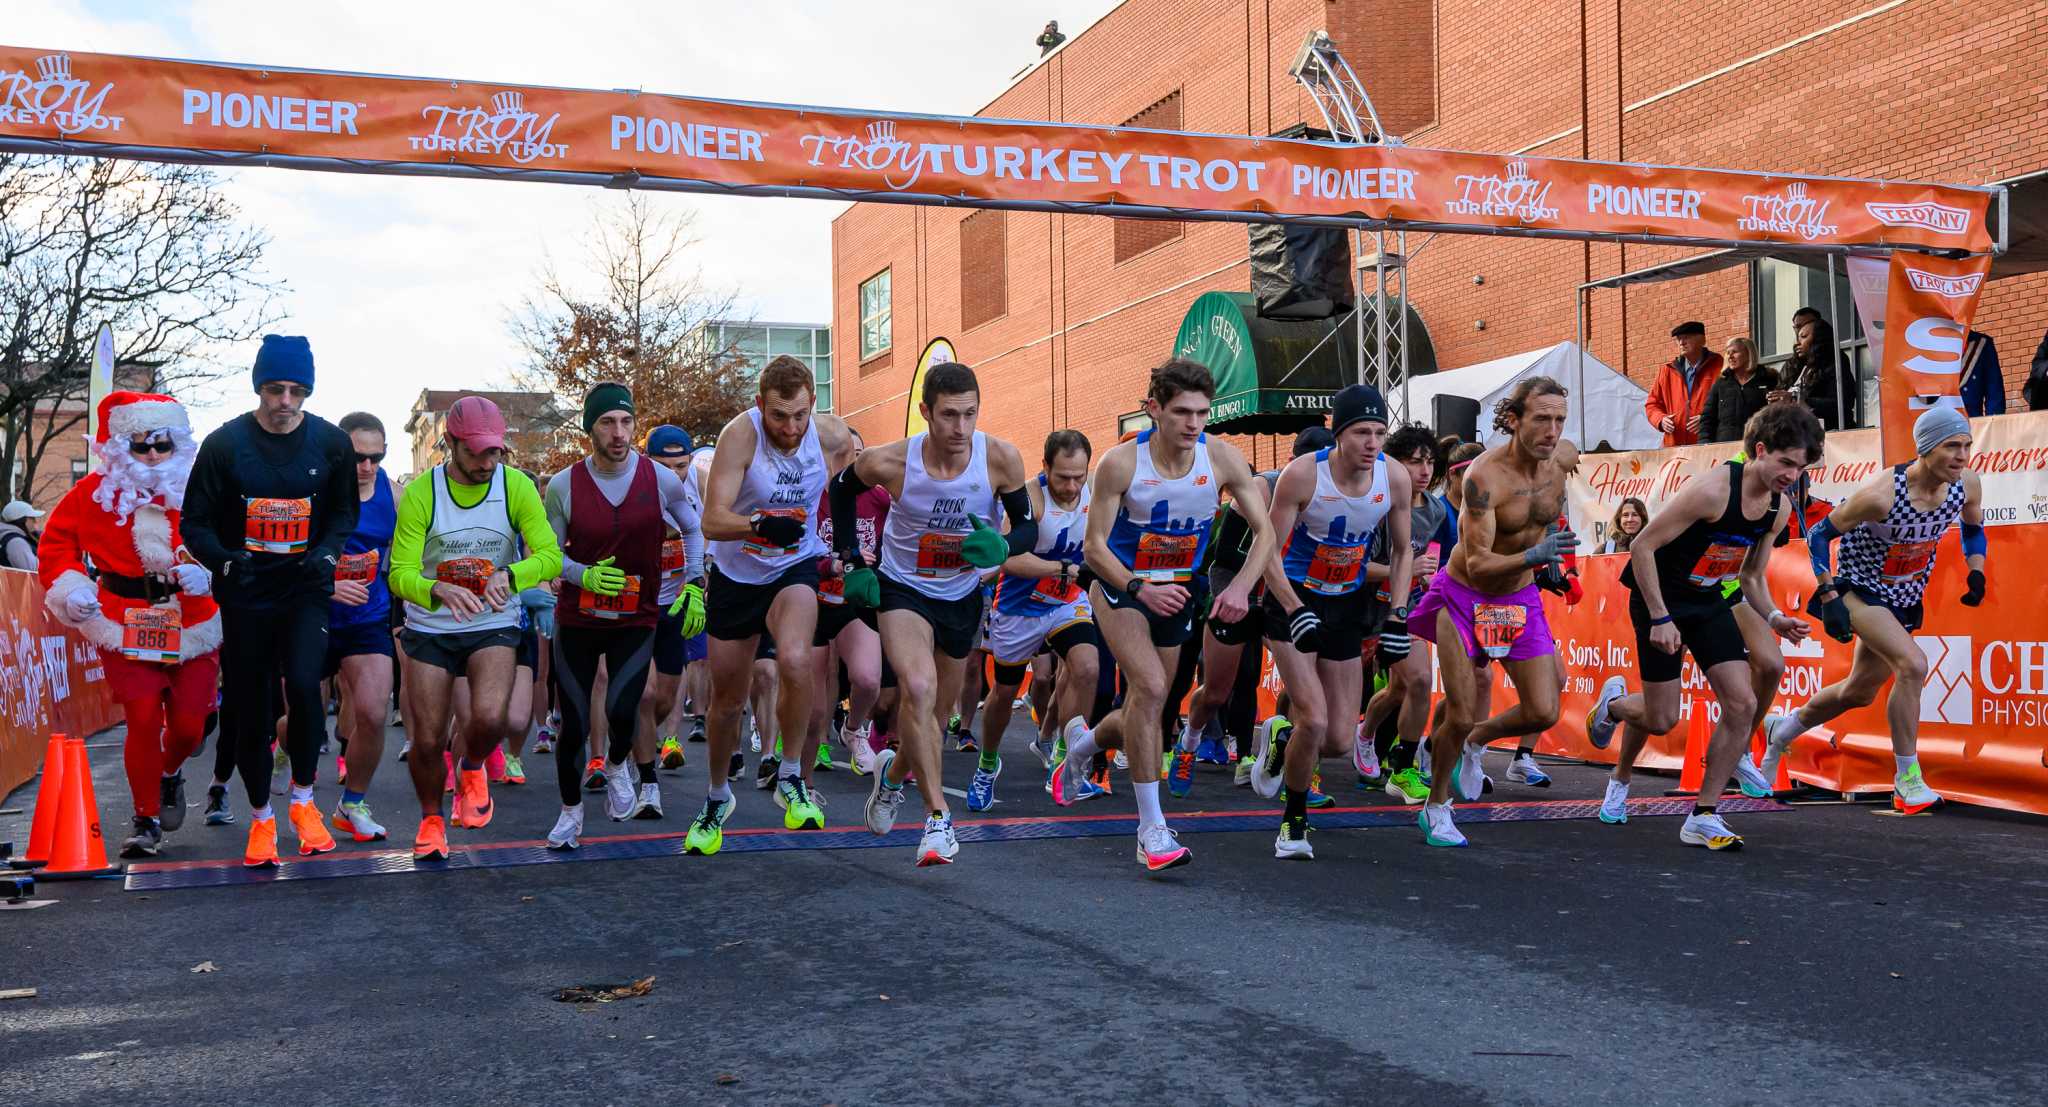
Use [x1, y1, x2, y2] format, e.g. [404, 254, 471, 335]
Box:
[583, 383, 634, 433]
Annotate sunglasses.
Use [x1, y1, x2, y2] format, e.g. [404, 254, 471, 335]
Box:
[129, 439, 175, 456]
[355, 451, 386, 465]
[260, 383, 310, 399]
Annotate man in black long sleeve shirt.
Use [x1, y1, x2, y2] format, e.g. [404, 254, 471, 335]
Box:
[179, 335, 357, 867]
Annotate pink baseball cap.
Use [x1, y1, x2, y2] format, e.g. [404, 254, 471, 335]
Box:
[445, 395, 507, 450]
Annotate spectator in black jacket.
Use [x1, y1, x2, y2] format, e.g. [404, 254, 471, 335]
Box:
[1699, 336, 1777, 443]
[1770, 307, 1853, 430]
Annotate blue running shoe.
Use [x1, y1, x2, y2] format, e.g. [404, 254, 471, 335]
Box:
[966, 759, 1001, 812]
[1194, 737, 1229, 765]
[1167, 749, 1196, 799]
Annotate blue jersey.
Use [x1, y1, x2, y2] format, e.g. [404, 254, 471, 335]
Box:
[994, 476, 1090, 617]
[1107, 430, 1216, 583]
[330, 470, 395, 629]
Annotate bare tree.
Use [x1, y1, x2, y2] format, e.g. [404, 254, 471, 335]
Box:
[508, 194, 750, 470]
[0, 154, 282, 496]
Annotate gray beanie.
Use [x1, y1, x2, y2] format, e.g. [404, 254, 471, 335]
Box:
[1913, 406, 1971, 456]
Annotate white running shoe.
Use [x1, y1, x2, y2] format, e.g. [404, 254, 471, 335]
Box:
[1351, 720, 1381, 779]
[1505, 753, 1552, 787]
[1135, 823, 1192, 871]
[603, 759, 641, 821]
[1599, 777, 1630, 824]
[1733, 752, 1773, 798]
[1759, 710, 1804, 788]
[1416, 738, 1432, 778]
[916, 813, 958, 866]
[1586, 675, 1627, 750]
[1250, 716, 1290, 800]
[1418, 801, 1467, 847]
[1273, 821, 1313, 860]
[1680, 811, 1743, 850]
[546, 805, 584, 850]
[331, 798, 387, 843]
[1893, 762, 1941, 813]
[865, 749, 908, 835]
[1453, 744, 1486, 802]
[1112, 749, 1128, 771]
[634, 782, 663, 820]
[847, 723, 877, 776]
[1233, 756, 1256, 788]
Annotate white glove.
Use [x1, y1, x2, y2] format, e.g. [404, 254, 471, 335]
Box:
[63, 588, 102, 622]
[173, 562, 212, 596]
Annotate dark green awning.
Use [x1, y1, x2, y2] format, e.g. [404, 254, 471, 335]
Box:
[1172, 291, 1437, 436]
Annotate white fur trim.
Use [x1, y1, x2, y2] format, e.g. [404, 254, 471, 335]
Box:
[130, 503, 174, 573]
[178, 610, 222, 660]
[106, 399, 189, 440]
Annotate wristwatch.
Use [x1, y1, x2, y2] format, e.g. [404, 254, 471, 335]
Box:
[1391, 606, 1410, 622]
[1122, 576, 1145, 602]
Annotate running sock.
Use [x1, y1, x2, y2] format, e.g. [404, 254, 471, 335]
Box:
[288, 783, 314, 805]
[342, 788, 366, 806]
[1176, 723, 1200, 753]
[708, 782, 733, 803]
[1895, 754, 1920, 775]
[637, 760, 658, 785]
[778, 757, 804, 781]
[1066, 728, 1100, 767]
[977, 749, 1000, 772]
[1133, 780, 1164, 829]
[251, 804, 274, 822]
[1284, 785, 1309, 824]
[459, 757, 483, 772]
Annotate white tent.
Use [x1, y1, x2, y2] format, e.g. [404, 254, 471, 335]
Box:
[1395, 341, 1661, 451]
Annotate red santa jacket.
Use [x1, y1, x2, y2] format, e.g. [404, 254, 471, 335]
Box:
[37, 473, 222, 660]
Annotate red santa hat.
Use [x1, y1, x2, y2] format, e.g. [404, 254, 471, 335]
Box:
[96, 390, 188, 444]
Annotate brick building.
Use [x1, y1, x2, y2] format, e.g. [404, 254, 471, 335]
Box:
[404, 388, 573, 477]
[831, 0, 2048, 459]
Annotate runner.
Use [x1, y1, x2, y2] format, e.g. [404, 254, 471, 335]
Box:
[1759, 405, 1988, 812]
[324, 412, 398, 842]
[970, 429, 1101, 812]
[689, 358, 854, 854]
[809, 427, 889, 777]
[835, 361, 1031, 865]
[1249, 385, 1414, 860]
[640, 425, 706, 799]
[1052, 358, 1279, 872]
[181, 337, 358, 867]
[543, 383, 700, 849]
[38, 391, 221, 858]
[1408, 376, 1575, 848]
[387, 396, 561, 859]
[1585, 403, 1823, 848]
[1356, 424, 1454, 802]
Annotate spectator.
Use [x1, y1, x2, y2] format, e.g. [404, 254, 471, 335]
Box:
[1959, 329, 2005, 417]
[2028, 328, 2048, 411]
[1645, 320, 1720, 447]
[1036, 20, 1066, 56]
[1771, 307, 1852, 430]
[0, 499, 41, 570]
[1598, 496, 1648, 554]
[1698, 336, 1777, 443]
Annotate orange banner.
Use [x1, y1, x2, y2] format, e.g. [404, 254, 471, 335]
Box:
[0, 45, 1996, 252]
[1876, 251, 1993, 463]
[0, 569, 121, 797]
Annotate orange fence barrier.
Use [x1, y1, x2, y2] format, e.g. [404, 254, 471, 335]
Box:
[0, 569, 121, 797]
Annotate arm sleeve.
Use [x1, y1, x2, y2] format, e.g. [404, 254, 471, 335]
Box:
[385, 479, 440, 610]
[544, 471, 588, 583]
[829, 465, 870, 562]
[1961, 521, 1987, 559]
[178, 434, 235, 572]
[1806, 514, 1841, 582]
[502, 470, 564, 591]
[998, 484, 1038, 557]
[308, 429, 359, 563]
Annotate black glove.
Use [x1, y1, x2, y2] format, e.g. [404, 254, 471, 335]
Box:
[1286, 605, 1323, 654]
[1961, 569, 1987, 607]
[1376, 612, 1412, 666]
[1534, 561, 1570, 595]
[223, 552, 254, 581]
[1808, 588, 1853, 644]
[301, 550, 338, 588]
[750, 511, 806, 548]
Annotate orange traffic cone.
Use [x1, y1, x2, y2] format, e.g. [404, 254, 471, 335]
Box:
[1675, 698, 1713, 794]
[11, 733, 68, 870]
[38, 737, 121, 880]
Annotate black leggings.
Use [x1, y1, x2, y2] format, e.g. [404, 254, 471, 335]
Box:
[221, 599, 329, 808]
[551, 624, 655, 806]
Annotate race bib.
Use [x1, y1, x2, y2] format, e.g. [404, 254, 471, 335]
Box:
[1880, 540, 1938, 586]
[660, 538, 686, 577]
[120, 606, 181, 664]
[335, 550, 380, 583]
[1132, 532, 1198, 582]
[244, 497, 311, 554]
[740, 508, 808, 556]
[434, 556, 495, 598]
[577, 574, 643, 618]
[1687, 540, 1751, 588]
[1377, 542, 1439, 603]
[1032, 573, 1082, 605]
[818, 573, 846, 605]
[915, 532, 967, 578]
[1302, 543, 1363, 596]
[1474, 602, 1528, 660]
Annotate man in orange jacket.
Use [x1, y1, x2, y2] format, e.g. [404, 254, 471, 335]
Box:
[1645, 321, 1722, 447]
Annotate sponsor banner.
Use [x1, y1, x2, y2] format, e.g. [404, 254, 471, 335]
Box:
[0, 569, 121, 797]
[1877, 251, 1992, 463]
[1568, 410, 2048, 547]
[1490, 534, 2048, 817]
[0, 46, 1996, 252]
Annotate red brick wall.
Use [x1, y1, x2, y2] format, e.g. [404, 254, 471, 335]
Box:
[833, 0, 2048, 457]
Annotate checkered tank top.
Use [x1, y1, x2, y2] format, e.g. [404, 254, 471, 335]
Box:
[1836, 464, 1965, 608]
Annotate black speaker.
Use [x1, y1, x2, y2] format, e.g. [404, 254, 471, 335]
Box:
[1248, 224, 1355, 320]
[1432, 394, 1481, 443]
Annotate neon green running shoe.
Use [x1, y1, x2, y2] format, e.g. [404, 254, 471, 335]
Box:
[776, 777, 826, 830]
[815, 739, 834, 772]
[683, 794, 736, 855]
[1385, 766, 1429, 805]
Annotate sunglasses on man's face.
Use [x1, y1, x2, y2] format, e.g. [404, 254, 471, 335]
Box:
[260, 383, 310, 399]
[129, 438, 175, 456]
[355, 452, 386, 466]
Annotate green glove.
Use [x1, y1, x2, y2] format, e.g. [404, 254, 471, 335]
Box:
[842, 566, 881, 609]
[960, 515, 1008, 569]
[668, 582, 706, 637]
[580, 555, 627, 597]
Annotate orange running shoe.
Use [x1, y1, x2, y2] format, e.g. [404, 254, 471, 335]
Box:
[288, 799, 337, 855]
[583, 756, 606, 791]
[414, 815, 449, 861]
[1090, 764, 1114, 795]
[454, 767, 494, 828]
[243, 816, 280, 868]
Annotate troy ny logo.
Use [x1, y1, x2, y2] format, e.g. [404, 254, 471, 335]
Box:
[799, 121, 929, 191]
[1445, 159, 1558, 224]
[0, 53, 123, 136]
[1737, 182, 1837, 240]
[410, 90, 567, 164]
[1865, 200, 1971, 235]
[1904, 268, 1985, 299]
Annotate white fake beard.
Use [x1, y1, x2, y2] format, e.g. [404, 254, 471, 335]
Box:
[91, 431, 196, 523]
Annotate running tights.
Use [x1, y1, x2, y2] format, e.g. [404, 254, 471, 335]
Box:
[221, 599, 329, 808]
[117, 659, 217, 816]
[550, 624, 655, 806]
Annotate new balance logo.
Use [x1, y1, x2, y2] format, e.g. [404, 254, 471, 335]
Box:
[1915, 634, 1972, 725]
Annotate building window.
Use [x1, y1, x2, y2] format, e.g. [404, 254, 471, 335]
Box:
[1114, 91, 1185, 263]
[959, 210, 1008, 330]
[859, 270, 892, 361]
[1750, 258, 1868, 424]
[70, 459, 88, 484]
[1118, 411, 1153, 437]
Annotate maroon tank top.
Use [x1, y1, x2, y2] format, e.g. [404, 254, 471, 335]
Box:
[557, 455, 662, 630]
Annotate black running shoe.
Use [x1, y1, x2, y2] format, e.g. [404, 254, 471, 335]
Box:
[687, 715, 707, 743]
[158, 773, 187, 833]
[203, 783, 234, 826]
[755, 756, 780, 790]
[120, 815, 163, 858]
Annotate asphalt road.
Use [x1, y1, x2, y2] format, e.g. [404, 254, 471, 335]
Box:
[4, 712, 2046, 1106]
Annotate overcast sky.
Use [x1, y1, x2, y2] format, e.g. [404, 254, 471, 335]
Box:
[12, 0, 1120, 472]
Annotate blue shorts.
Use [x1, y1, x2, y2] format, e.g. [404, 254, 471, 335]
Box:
[684, 631, 708, 664]
[654, 607, 692, 676]
[324, 618, 393, 678]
